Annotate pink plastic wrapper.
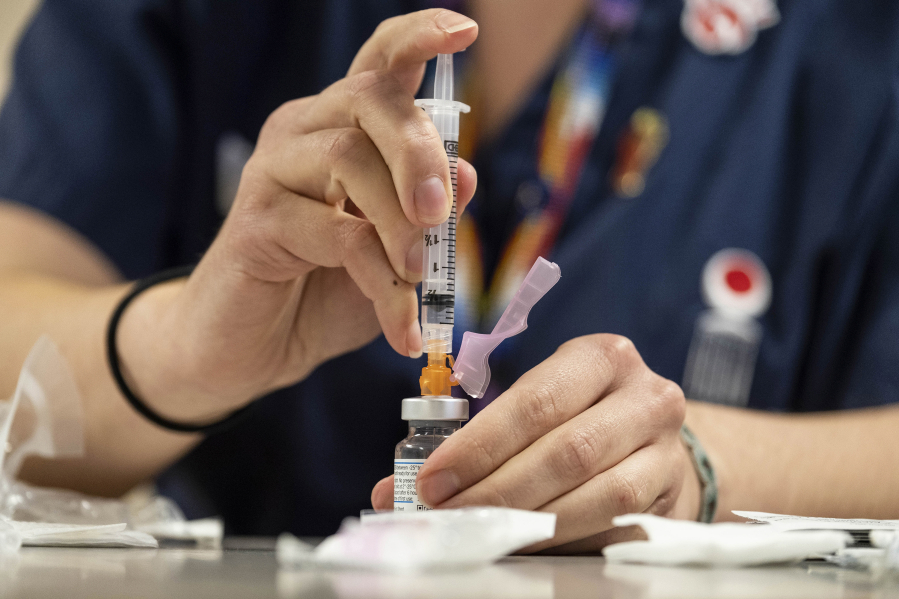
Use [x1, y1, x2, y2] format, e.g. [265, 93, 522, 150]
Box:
[452, 258, 561, 398]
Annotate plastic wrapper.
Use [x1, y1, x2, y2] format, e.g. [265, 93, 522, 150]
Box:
[277, 507, 556, 572]
[0, 335, 85, 480]
[827, 530, 899, 574]
[0, 518, 22, 557]
[0, 336, 221, 550]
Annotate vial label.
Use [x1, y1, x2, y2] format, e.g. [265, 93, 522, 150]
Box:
[394, 459, 431, 511]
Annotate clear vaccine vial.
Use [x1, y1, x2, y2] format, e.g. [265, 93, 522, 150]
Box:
[394, 395, 469, 512]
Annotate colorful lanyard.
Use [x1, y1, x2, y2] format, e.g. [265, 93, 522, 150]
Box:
[452, 0, 643, 343]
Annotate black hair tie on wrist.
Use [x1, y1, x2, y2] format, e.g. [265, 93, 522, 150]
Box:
[106, 265, 253, 435]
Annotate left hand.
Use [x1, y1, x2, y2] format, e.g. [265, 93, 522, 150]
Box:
[371, 334, 701, 553]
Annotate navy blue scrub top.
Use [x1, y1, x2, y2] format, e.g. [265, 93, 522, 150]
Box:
[2, 0, 899, 535]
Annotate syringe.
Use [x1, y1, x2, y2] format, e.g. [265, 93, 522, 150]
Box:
[414, 54, 469, 395]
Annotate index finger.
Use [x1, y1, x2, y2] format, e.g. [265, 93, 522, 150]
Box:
[415, 335, 643, 507]
[348, 9, 479, 94]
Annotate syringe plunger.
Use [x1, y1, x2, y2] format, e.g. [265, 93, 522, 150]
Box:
[434, 53, 454, 101]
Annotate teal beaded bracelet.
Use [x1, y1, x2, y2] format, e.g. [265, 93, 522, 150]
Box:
[680, 425, 718, 523]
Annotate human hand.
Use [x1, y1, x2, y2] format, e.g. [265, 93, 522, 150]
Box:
[371, 334, 701, 552]
[117, 10, 478, 419]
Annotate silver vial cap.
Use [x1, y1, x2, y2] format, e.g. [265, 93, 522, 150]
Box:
[401, 396, 469, 421]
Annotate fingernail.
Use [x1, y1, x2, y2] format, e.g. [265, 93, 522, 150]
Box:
[414, 176, 449, 224]
[418, 469, 460, 506]
[436, 11, 477, 34]
[407, 320, 422, 359]
[406, 238, 423, 277]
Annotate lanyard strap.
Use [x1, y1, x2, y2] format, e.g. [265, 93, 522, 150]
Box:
[454, 1, 643, 337]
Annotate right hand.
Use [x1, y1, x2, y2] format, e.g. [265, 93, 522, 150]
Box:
[117, 10, 479, 420]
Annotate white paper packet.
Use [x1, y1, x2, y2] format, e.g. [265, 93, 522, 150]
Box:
[135, 518, 223, 547]
[278, 507, 556, 572]
[604, 513, 850, 567]
[13, 521, 157, 548]
[734, 510, 899, 531]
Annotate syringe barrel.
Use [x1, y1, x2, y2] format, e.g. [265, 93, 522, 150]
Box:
[415, 97, 469, 355]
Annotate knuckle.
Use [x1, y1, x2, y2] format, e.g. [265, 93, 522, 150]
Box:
[452, 433, 498, 479]
[346, 70, 400, 104]
[482, 487, 514, 509]
[461, 484, 513, 509]
[373, 18, 390, 35]
[324, 128, 372, 172]
[647, 377, 686, 428]
[559, 334, 597, 355]
[517, 380, 564, 432]
[560, 334, 613, 368]
[649, 490, 678, 517]
[559, 334, 639, 384]
[374, 15, 401, 35]
[396, 119, 442, 161]
[226, 195, 306, 279]
[608, 471, 645, 517]
[261, 98, 306, 138]
[659, 378, 686, 412]
[575, 334, 640, 382]
[557, 337, 597, 374]
[603, 335, 639, 369]
[336, 218, 380, 259]
[554, 427, 601, 481]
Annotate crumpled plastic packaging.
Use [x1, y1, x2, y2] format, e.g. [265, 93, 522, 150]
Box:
[0, 517, 22, 556]
[733, 511, 899, 573]
[277, 507, 556, 572]
[603, 513, 850, 567]
[0, 336, 222, 553]
[871, 530, 899, 575]
[823, 529, 899, 572]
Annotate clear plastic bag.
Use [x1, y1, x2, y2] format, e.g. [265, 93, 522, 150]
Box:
[0, 516, 22, 557]
[0, 336, 217, 548]
[0, 336, 84, 481]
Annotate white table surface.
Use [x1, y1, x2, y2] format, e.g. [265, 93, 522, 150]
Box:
[2, 539, 898, 599]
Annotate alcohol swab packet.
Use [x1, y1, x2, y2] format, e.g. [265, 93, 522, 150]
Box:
[733, 510, 899, 532]
[452, 257, 561, 398]
[277, 507, 556, 572]
[604, 514, 850, 567]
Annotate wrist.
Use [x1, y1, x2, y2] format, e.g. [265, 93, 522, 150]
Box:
[115, 276, 249, 423]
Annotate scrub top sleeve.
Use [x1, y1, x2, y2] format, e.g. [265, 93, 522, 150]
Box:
[837, 199, 899, 409]
[833, 93, 899, 410]
[0, 0, 183, 279]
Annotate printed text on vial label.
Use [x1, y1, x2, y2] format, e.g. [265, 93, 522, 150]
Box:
[394, 460, 431, 512]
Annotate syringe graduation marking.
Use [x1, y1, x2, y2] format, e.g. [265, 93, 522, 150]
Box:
[424, 139, 458, 301]
[444, 140, 457, 295]
[422, 296, 454, 325]
[417, 53, 468, 350]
